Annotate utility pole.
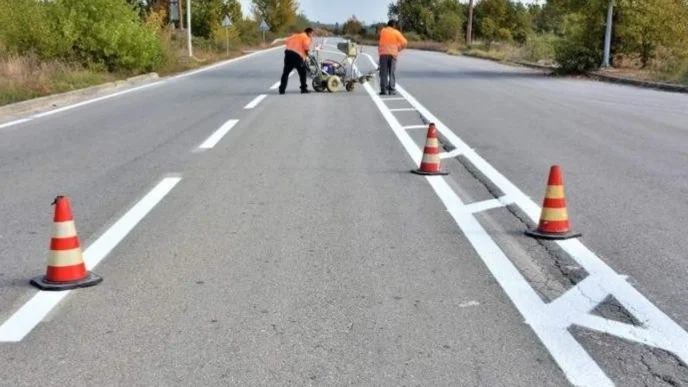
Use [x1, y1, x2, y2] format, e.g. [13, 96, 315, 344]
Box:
[186, 0, 193, 57]
[602, 0, 614, 68]
[467, 0, 474, 46]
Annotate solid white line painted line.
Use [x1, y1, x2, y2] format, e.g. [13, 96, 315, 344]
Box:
[440, 149, 462, 159]
[463, 198, 505, 214]
[245, 95, 267, 109]
[403, 125, 428, 130]
[0, 176, 181, 342]
[199, 119, 239, 149]
[389, 82, 688, 382]
[389, 108, 416, 112]
[362, 80, 614, 386]
[381, 97, 406, 101]
[172, 45, 284, 80]
[0, 118, 32, 130]
[32, 81, 164, 119]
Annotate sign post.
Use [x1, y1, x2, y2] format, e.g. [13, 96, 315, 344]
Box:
[259, 20, 270, 44]
[222, 15, 232, 56]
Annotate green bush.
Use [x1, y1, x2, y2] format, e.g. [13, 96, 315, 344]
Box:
[0, 0, 67, 58]
[524, 33, 558, 62]
[554, 37, 601, 74]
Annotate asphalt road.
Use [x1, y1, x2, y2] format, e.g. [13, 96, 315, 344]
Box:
[1, 38, 687, 386]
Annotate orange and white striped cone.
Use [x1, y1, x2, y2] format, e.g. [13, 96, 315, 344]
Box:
[30, 196, 102, 291]
[411, 123, 449, 176]
[525, 165, 582, 240]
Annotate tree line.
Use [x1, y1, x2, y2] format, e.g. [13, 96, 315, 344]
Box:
[377, 0, 688, 76]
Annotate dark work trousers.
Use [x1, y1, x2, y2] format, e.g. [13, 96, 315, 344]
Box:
[279, 50, 308, 93]
[379, 54, 397, 93]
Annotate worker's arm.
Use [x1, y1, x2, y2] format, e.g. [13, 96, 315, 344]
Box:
[302, 38, 311, 58]
[397, 31, 408, 51]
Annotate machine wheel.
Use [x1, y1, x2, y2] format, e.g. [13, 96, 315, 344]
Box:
[345, 82, 355, 92]
[326, 76, 341, 92]
[312, 77, 325, 92]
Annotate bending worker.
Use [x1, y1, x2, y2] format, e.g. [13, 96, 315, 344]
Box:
[378, 20, 407, 96]
[279, 27, 314, 94]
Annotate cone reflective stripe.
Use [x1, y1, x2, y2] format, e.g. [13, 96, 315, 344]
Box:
[411, 123, 449, 176]
[525, 165, 581, 240]
[30, 196, 102, 291]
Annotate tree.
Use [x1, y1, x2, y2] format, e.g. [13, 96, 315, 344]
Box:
[224, 0, 243, 24]
[342, 15, 364, 36]
[251, 0, 298, 33]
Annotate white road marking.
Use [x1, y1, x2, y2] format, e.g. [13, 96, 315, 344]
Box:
[389, 108, 416, 112]
[0, 118, 32, 130]
[381, 97, 406, 101]
[244, 95, 267, 109]
[198, 119, 239, 149]
[270, 71, 295, 90]
[0, 45, 286, 130]
[363, 70, 688, 384]
[33, 81, 165, 119]
[462, 198, 505, 214]
[362, 80, 613, 386]
[439, 149, 463, 159]
[403, 125, 428, 130]
[459, 300, 481, 308]
[0, 176, 181, 342]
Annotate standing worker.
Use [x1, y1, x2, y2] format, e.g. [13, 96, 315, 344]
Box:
[377, 20, 407, 96]
[279, 27, 314, 95]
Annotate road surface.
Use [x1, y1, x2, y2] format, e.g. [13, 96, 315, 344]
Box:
[1, 38, 687, 386]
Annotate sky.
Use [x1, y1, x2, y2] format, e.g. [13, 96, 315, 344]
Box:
[238, 0, 390, 25]
[238, 0, 538, 25]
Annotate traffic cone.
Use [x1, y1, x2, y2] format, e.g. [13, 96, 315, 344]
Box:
[525, 165, 582, 240]
[30, 196, 102, 291]
[411, 123, 449, 176]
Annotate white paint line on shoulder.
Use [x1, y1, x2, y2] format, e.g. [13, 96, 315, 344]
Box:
[0, 176, 181, 343]
[198, 119, 239, 150]
[0, 118, 32, 130]
[245, 94, 267, 109]
[440, 149, 463, 159]
[389, 108, 416, 112]
[33, 81, 165, 119]
[362, 80, 613, 386]
[403, 125, 428, 130]
[172, 45, 284, 80]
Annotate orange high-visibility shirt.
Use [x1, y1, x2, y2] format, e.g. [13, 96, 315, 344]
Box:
[378, 27, 407, 57]
[285, 32, 312, 59]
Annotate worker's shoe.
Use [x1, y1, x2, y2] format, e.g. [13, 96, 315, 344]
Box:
[301, 89, 310, 94]
[379, 91, 387, 96]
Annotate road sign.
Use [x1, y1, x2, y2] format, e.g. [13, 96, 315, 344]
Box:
[222, 15, 232, 28]
[259, 20, 270, 31]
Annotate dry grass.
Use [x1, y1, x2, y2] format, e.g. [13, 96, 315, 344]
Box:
[0, 55, 119, 106]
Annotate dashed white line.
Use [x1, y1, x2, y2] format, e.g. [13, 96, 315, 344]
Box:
[0, 176, 182, 342]
[245, 95, 267, 109]
[270, 71, 295, 90]
[199, 119, 239, 149]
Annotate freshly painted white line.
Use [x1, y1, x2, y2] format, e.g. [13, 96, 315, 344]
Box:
[0, 45, 285, 129]
[0, 118, 32, 130]
[32, 81, 165, 119]
[463, 198, 505, 214]
[269, 71, 295, 90]
[0, 176, 181, 342]
[245, 95, 267, 109]
[199, 119, 239, 149]
[395, 81, 688, 364]
[362, 80, 614, 386]
[440, 149, 463, 159]
[381, 97, 406, 101]
[389, 108, 416, 112]
[403, 125, 428, 130]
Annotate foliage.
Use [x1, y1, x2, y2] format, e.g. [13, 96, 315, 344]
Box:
[342, 16, 365, 36]
[251, 0, 299, 33]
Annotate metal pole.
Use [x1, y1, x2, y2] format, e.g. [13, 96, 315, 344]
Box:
[602, 0, 613, 68]
[186, 0, 193, 57]
[225, 28, 229, 56]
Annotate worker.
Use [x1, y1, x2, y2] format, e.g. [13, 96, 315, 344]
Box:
[278, 27, 314, 95]
[377, 20, 407, 96]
